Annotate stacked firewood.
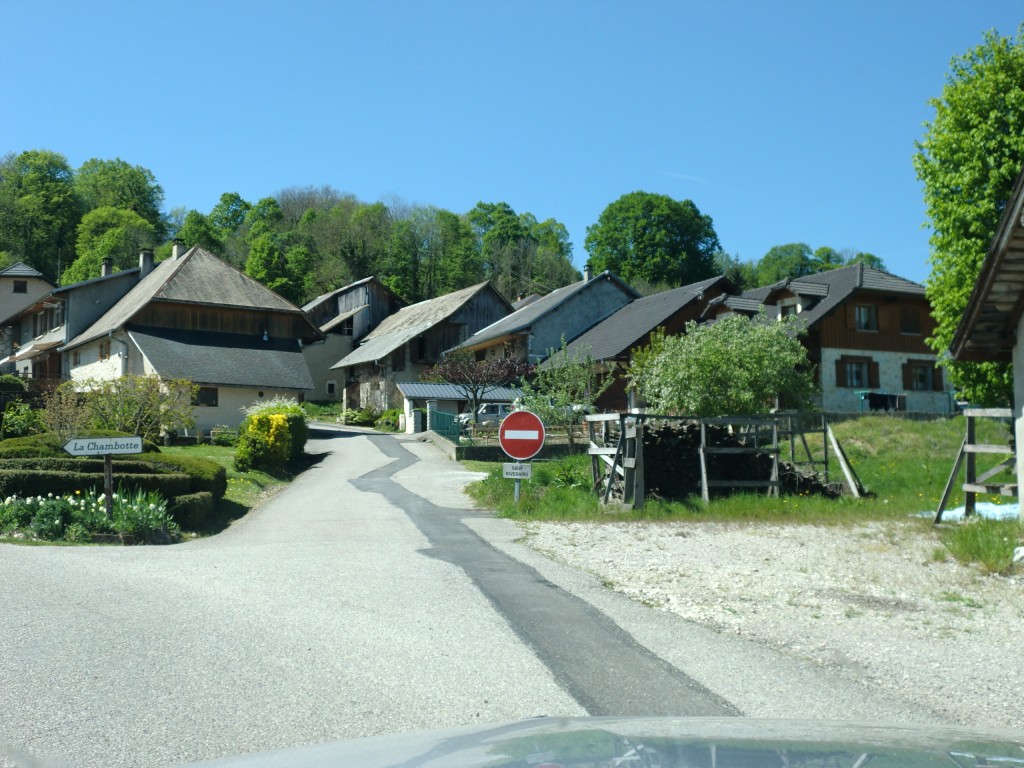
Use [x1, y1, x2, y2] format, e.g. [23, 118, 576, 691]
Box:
[640, 421, 840, 500]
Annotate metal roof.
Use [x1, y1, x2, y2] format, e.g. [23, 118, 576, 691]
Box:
[453, 271, 640, 352]
[395, 382, 523, 402]
[62, 247, 311, 351]
[331, 282, 497, 368]
[951, 165, 1024, 362]
[128, 327, 313, 390]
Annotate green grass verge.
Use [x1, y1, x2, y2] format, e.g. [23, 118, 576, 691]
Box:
[463, 415, 1024, 573]
[160, 444, 291, 536]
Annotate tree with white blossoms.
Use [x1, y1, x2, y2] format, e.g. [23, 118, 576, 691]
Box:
[629, 314, 816, 416]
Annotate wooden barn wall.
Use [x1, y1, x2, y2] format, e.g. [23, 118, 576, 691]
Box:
[816, 295, 935, 355]
[134, 302, 309, 338]
[449, 289, 511, 338]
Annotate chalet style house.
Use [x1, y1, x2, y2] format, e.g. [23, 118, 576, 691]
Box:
[706, 264, 947, 413]
[0, 262, 53, 325]
[331, 282, 512, 412]
[301, 276, 405, 402]
[59, 245, 321, 432]
[452, 270, 639, 364]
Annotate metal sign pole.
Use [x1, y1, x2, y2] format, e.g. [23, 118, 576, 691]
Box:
[514, 478, 521, 505]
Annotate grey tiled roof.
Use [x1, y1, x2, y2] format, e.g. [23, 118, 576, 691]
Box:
[546, 275, 732, 365]
[0, 262, 48, 279]
[63, 247, 309, 351]
[128, 327, 313, 390]
[741, 264, 925, 327]
[332, 282, 500, 368]
[395, 382, 523, 402]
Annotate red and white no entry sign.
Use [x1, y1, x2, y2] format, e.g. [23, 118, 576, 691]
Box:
[498, 409, 545, 460]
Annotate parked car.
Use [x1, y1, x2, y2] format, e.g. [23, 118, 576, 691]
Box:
[457, 402, 515, 428]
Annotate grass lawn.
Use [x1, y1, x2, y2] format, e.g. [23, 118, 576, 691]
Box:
[463, 414, 1024, 573]
[160, 444, 293, 536]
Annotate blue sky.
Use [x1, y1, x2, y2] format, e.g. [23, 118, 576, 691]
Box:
[2, 1, 1021, 285]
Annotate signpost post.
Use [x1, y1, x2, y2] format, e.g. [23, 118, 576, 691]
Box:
[63, 436, 144, 517]
[498, 410, 545, 504]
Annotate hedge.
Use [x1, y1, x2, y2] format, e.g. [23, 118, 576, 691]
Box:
[169, 491, 214, 529]
[134, 455, 227, 500]
[0, 469, 192, 500]
[0, 432, 161, 458]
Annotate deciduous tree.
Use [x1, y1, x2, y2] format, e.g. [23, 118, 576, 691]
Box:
[74, 157, 165, 237]
[630, 314, 815, 416]
[421, 350, 532, 424]
[584, 191, 719, 288]
[61, 206, 156, 283]
[914, 27, 1024, 406]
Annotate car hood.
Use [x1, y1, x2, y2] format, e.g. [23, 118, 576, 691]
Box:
[181, 717, 1024, 767]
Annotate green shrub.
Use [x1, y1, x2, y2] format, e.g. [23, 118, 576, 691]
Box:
[170, 491, 214, 529]
[235, 397, 308, 470]
[111, 488, 179, 543]
[0, 375, 27, 394]
[342, 408, 377, 426]
[210, 425, 239, 447]
[30, 498, 69, 541]
[0, 469, 191, 500]
[1, 400, 43, 438]
[136, 455, 227, 500]
[374, 409, 402, 432]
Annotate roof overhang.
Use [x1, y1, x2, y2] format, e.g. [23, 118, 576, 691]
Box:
[950, 166, 1024, 362]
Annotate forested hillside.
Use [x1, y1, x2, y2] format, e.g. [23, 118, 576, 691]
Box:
[0, 150, 580, 306]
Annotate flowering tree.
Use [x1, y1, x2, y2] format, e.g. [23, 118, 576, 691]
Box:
[630, 314, 816, 416]
[420, 350, 532, 423]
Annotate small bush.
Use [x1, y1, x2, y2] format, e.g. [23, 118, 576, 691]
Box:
[342, 408, 377, 426]
[210, 425, 239, 447]
[374, 409, 402, 432]
[939, 518, 1023, 574]
[1, 400, 43, 438]
[0, 375, 27, 394]
[235, 397, 308, 470]
[170, 492, 214, 529]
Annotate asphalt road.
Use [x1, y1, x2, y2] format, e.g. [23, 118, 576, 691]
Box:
[0, 426, 934, 768]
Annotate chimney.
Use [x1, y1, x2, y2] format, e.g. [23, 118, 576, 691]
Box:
[171, 239, 186, 260]
[101, 258, 112, 277]
[139, 248, 154, 278]
[584, 263, 593, 281]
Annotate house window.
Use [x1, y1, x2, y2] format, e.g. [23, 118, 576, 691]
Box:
[780, 303, 798, 318]
[836, 355, 878, 389]
[13, 280, 26, 294]
[391, 348, 405, 372]
[72, 350, 80, 367]
[326, 380, 337, 397]
[903, 359, 943, 392]
[900, 307, 922, 335]
[855, 304, 877, 331]
[846, 360, 869, 388]
[414, 335, 427, 363]
[339, 318, 353, 336]
[99, 340, 110, 360]
[195, 387, 219, 406]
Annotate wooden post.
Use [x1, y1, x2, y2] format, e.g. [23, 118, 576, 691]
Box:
[103, 453, 114, 518]
[633, 418, 645, 510]
[965, 414, 977, 518]
[623, 417, 637, 505]
[827, 424, 862, 498]
[700, 420, 710, 503]
[769, 420, 780, 497]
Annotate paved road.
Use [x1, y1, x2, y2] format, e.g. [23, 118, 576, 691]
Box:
[0, 426, 933, 767]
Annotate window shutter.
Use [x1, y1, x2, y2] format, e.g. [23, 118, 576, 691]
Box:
[902, 362, 913, 390]
[835, 358, 846, 387]
[868, 360, 880, 388]
[933, 365, 944, 392]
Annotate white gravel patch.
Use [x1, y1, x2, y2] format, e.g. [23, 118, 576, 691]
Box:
[518, 519, 1024, 730]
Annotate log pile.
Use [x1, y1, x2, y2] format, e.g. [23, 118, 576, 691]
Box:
[641, 421, 840, 500]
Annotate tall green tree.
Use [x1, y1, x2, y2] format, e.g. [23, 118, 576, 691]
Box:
[61, 206, 155, 284]
[914, 27, 1024, 405]
[584, 191, 720, 288]
[755, 243, 816, 284]
[74, 157, 165, 237]
[0, 149, 82, 279]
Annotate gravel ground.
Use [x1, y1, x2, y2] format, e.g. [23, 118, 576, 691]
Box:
[517, 519, 1024, 730]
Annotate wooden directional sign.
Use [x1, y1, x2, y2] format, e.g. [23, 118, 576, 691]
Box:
[63, 436, 144, 457]
[498, 410, 545, 461]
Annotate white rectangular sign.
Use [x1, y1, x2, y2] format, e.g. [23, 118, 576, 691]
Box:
[503, 462, 532, 479]
[63, 436, 144, 457]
